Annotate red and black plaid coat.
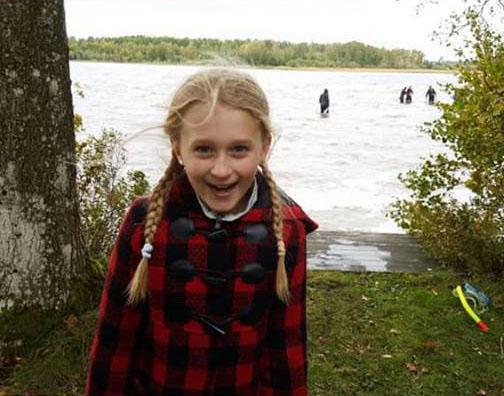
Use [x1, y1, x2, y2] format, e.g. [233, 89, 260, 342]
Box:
[85, 172, 318, 395]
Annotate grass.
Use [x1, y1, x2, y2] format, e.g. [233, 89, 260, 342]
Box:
[307, 271, 504, 396]
[0, 271, 503, 395]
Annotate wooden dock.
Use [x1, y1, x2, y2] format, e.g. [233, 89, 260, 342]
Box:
[306, 231, 442, 272]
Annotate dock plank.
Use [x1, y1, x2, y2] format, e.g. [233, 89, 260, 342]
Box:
[307, 231, 442, 272]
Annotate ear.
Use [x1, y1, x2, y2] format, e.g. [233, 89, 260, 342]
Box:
[261, 134, 272, 162]
[171, 140, 184, 166]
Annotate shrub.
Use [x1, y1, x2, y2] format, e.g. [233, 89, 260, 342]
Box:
[389, 11, 504, 275]
[76, 128, 150, 284]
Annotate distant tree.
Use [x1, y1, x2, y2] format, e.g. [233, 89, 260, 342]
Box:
[0, 0, 84, 309]
[68, 36, 432, 69]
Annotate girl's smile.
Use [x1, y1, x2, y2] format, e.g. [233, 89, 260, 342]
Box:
[207, 181, 239, 196]
[172, 102, 271, 215]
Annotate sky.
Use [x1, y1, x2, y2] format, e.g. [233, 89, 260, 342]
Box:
[64, 0, 468, 61]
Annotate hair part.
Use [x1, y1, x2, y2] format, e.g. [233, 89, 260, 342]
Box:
[126, 68, 289, 305]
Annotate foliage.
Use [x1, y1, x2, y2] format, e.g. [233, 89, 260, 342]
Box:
[76, 128, 150, 281]
[390, 9, 504, 275]
[416, 0, 503, 40]
[68, 36, 436, 69]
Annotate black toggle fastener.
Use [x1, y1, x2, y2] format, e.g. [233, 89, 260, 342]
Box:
[239, 301, 266, 325]
[170, 217, 269, 243]
[207, 228, 228, 240]
[193, 314, 227, 336]
[164, 301, 268, 335]
[168, 260, 195, 282]
[170, 218, 196, 240]
[243, 224, 269, 243]
[167, 260, 265, 285]
[203, 275, 227, 287]
[240, 263, 265, 284]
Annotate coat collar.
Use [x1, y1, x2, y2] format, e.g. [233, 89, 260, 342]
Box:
[165, 171, 272, 221]
[164, 171, 318, 233]
[196, 178, 258, 222]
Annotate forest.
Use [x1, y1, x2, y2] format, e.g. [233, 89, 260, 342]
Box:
[68, 35, 446, 69]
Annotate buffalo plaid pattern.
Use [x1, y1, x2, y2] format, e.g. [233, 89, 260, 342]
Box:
[85, 172, 317, 395]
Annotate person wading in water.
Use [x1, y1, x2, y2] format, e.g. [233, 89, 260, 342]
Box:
[425, 85, 437, 105]
[319, 88, 330, 114]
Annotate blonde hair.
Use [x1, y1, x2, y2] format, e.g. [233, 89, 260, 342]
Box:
[126, 68, 289, 305]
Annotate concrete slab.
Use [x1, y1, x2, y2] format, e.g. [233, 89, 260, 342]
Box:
[307, 231, 443, 272]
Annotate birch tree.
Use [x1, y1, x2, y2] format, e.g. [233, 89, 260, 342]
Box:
[0, 0, 84, 309]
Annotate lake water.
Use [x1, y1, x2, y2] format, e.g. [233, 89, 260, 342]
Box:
[70, 61, 456, 233]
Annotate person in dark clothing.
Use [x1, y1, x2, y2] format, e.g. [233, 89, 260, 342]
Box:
[399, 87, 407, 104]
[405, 86, 414, 104]
[319, 89, 329, 114]
[425, 85, 437, 105]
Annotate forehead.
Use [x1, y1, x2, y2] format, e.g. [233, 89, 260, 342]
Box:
[180, 102, 261, 143]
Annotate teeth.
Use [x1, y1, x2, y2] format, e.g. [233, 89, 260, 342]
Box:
[210, 183, 235, 191]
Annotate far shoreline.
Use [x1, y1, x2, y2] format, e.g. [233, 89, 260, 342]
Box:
[274, 65, 455, 74]
[69, 59, 455, 75]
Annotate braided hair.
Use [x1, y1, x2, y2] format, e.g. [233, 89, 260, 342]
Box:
[126, 68, 289, 305]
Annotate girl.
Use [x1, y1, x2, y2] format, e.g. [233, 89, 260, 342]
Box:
[85, 68, 318, 396]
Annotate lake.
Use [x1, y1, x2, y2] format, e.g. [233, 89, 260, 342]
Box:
[70, 61, 456, 233]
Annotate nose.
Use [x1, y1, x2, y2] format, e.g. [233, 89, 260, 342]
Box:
[210, 153, 232, 178]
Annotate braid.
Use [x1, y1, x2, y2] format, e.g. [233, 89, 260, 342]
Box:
[260, 163, 289, 304]
[126, 156, 182, 305]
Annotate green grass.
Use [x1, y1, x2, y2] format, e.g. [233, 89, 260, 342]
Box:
[307, 271, 504, 396]
[1, 271, 503, 395]
[0, 309, 96, 396]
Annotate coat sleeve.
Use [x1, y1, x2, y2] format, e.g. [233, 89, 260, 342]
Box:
[85, 199, 147, 396]
[258, 216, 317, 396]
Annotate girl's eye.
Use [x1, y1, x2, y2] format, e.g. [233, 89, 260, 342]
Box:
[195, 146, 212, 154]
[233, 145, 250, 153]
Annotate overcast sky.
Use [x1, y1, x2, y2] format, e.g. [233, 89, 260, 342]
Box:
[64, 0, 467, 61]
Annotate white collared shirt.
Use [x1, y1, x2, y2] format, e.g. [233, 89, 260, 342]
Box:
[196, 179, 258, 222]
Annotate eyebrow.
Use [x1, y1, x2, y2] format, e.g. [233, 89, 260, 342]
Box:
[230, 139, 254, 145]
[190, 138, 254, 146]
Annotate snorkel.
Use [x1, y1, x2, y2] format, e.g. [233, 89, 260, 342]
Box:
[453, 283, 491, 332]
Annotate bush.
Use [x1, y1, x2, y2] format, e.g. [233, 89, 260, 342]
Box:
[76, 128, 150, 285]
[389, 11, 504, 275]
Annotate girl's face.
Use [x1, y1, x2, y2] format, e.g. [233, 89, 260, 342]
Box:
[172, 102, 271, 215]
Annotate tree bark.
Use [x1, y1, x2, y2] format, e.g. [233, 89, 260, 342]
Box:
[0, 0, 84, 309]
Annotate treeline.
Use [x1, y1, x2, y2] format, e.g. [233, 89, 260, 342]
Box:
[68, 36, 444, 69]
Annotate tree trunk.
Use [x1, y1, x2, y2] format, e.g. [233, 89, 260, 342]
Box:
[0, 0, 84, 309]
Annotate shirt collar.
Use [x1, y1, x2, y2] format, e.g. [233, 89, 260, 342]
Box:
[196, 178, 258, 222]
